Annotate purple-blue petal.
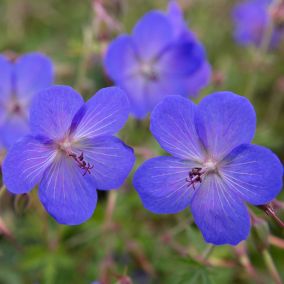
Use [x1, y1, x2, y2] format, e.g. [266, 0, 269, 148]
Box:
[2, 136, 56, 194]
[39, 155, 98, 225]
[134, 156, 197, 214]
[120, 73, 187, 119]
[186, 61, 212, 97]
[29, 86, 84, 140]
[120, 75, 148, 119]
[76, 136, 135, 190]
[72, 87, 129, 140]
[15, 52, 54, 99]
[157, 39, 205, 77]
[104, 35, 140, 82]
[0, 115, 29, 148]
[132, 11, 175, 60]
[166, 0, 187, 38]
[196, 92, 256, 160]
[221, 144, 283, 205]
[190, 174, 250, 245]
[0, 55, 12, 103]
[145, 75, 187, 105]
[150, 96, 205, 160]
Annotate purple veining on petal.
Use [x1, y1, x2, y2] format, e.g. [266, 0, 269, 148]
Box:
[3, 85, 135, 225]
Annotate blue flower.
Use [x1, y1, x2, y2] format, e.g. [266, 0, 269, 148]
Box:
[133, 92, 283, 245]
[0, 52, 53, 149]
[232, 0, 284, 47]
[104, 2, 210, 119]
[3, 86, 135, 225]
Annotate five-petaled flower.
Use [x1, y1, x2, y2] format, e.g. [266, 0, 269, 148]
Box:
[104, 1, 210, 119]
[3, 86, 135, 225]
[232, 0, 284, 48]
[133, 92, 283, 245]
[0, 52, 53, 149]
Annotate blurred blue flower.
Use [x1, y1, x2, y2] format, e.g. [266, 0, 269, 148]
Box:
[3, 86, 135, 225]
[232, 0, 284, 47]
[0, 52, 53, 149]
[104, 2, 210, 119]
[133, 92, 283, 245]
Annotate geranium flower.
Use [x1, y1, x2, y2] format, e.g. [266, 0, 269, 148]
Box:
[133, 92, 283, 245]
[3, 86, 135, 225]
[104, 3, 210, 119]
[232, 0, 284, 48]
[0, 52, 53, 148]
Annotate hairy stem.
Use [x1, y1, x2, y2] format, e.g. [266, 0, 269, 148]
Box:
[258, 204, 284, 228]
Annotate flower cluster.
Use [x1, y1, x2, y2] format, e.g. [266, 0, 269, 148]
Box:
[133, 92, 283, 245]
[104, 1, 211, 118]
[1, 1, 283, 247]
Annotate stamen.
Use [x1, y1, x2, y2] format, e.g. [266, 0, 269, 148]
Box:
[69, 152, 94, 176]
[186, 167, 204, 190]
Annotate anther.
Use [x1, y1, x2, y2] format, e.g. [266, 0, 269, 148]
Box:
[78, 152, 84, 161]
[186, 167, 204, 190]
[69, 152, 94, 176]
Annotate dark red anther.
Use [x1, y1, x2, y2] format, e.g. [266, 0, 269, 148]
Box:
[69, 152, 94, 176]
[186, 167, 203, 190]
[78, 152, 84, 161]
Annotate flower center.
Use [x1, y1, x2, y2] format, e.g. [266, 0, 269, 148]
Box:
[58, 138, 94, 176]
[204, 159, 218, 173]
[7, 97, 26, 116]
[186, 159, 218, 189]
[140, 62, 158, 81]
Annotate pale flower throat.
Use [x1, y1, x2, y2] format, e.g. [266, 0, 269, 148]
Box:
[139, 61, 158, 81]
[57, 137, 94, 176]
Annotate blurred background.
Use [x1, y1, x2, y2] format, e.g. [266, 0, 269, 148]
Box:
[0, 0, 284, 283]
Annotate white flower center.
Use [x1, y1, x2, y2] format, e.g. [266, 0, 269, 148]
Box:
[203, 159, 218, 173]
[140, 62, 157, 80]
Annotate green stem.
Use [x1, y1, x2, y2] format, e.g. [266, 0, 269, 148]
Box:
[262, 249, 283, 284]
[245, 72, 259, 101]
[0, 185, 6, 199]
[202, 244, 215, 260]
[103, 190, 118, 231]
[264, 90, 284, 127]
[75, 27, 94, 92]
